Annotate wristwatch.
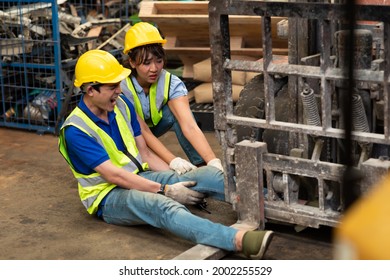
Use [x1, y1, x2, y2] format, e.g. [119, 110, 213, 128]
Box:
[157, 184, 166, 195]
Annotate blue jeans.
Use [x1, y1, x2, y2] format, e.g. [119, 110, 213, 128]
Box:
[100, 166, 238, 251]
[151, 104, 204, 165]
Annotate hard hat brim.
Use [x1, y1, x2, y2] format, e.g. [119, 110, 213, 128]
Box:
[123, 39, 167, 54]
[74, 68, 131, 88]
[108, 67, 131, 84]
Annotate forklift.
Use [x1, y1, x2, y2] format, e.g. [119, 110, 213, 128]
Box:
[175, 0, 390, 259]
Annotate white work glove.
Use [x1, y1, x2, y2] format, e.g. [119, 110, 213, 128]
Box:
[164, 181, 205, 205]
[207, 158, 224, 173]
[169, 157, 197, 175]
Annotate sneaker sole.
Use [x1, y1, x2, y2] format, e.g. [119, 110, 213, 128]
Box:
[249, 230, 274, 260]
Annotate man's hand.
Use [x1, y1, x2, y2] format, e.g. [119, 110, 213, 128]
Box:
[169, 157, 197, 175]
[164, 181, 205, 205]
[207, 158, 224, 173]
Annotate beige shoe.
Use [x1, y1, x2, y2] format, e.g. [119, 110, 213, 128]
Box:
[242, 230, 274, 260]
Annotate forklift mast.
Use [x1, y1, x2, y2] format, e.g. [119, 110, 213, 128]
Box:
[208, 0, 390, 230]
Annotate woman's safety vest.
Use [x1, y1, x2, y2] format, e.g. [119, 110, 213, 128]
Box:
[58, 96, 148, 214]
[124, 69, 171, 127]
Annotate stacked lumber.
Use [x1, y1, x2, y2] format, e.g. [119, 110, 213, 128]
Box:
[191, 56, 260, 104]
[138, 0, 288, 78]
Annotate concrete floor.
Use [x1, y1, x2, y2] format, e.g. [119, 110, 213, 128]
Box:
[0, 127, 333, 260]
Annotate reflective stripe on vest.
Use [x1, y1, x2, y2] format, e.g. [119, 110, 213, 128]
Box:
[125, 69, 171, 127]
[58, 96, 148, 214]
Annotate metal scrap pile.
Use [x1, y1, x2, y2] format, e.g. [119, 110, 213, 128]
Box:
[0, 1, 139, 130]
[0, 0, 138, 63]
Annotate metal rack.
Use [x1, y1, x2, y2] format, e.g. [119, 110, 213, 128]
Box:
[0, 0, 62, 133]
[0, 0, 138, 134]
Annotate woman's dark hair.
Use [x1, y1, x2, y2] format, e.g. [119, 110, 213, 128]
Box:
[125, 43, 166, 76]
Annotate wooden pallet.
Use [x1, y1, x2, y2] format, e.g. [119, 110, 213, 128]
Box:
[139, 1, 288, 78]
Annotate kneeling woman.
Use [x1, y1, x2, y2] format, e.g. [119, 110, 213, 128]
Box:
[120, 22, 223, 173]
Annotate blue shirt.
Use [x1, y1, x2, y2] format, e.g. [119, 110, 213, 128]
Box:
[123, 72, 187, 120]
[64, 94, 141, 175]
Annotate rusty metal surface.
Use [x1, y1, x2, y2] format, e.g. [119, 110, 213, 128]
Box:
[209, 0, 390, 229]
[234, 140, 267, 229]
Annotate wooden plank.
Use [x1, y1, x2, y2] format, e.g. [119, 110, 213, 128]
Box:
[173, 222, 257, 260]
[230, 36, 244, 49]
[139, 1, 208, 16]
[139, 1, 287, 45]
[87, 26, 103, 50]
[139, 1, 287, 48]
[172, 244, 227, 260]
[164, 36, 178, 48]
[97, 22, 131, 50]
[164, 47, 288, 56]
[139, 1, 288, 78]
[171, 47, 288, 78]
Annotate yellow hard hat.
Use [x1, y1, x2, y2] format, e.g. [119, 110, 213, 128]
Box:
[123, 22, 167, 54]
[74, 50, 131, 88]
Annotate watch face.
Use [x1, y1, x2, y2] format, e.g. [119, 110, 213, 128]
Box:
[157, 184, 166, 195]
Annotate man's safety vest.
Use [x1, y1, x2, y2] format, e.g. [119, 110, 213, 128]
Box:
[58, 96, 148, 214]
[124, 69, 171, 127]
